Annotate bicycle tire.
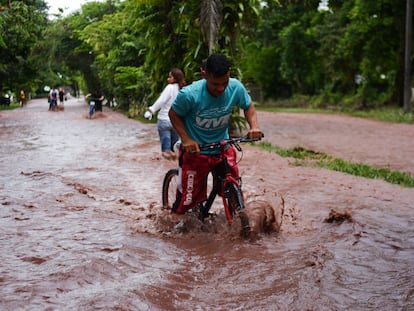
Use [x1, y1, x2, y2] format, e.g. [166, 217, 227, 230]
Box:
[224, 182, 244, 219]
[224, 182, 250, 237]
[89, 105, 94, 119]
[162, 168, 179, 209]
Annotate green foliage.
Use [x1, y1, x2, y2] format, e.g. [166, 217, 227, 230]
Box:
[0, 1, 49, 94]
[229, 108, 248, 136]
[337, 0, 402, 107]
[124, 0, 200, 102]
[241, 0, 410, 109]
[113, 66, 149, 112]
[79, 7, 145, 104]
[119, 0, 262, 115]
[243, 44, 290, 99]
[279, 21, 315, 93]
[346, 108, 414, 123]
[258, 142, 331, 160]
[0, 102, 20, 111]
[319, 158, 414, 187]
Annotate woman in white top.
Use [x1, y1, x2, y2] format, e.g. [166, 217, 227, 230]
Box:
[145, 68, 186, 160]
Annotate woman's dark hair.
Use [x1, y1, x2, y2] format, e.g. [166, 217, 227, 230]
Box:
[170, 68, 186, 89]
[205, 53, 230, 77]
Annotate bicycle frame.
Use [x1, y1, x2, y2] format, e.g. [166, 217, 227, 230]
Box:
[200, 139, 246, 224]
[162, 136, 261, 236]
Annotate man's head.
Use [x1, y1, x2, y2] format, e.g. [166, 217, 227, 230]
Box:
[204, 53, 231, 97]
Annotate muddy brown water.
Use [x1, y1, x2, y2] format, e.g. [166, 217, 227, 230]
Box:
[1, 98, 414, 310]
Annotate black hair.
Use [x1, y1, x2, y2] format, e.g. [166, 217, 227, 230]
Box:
[200, 60, 207, 71]
[205, 53, 230, 77]
[170, 68, 186, 89]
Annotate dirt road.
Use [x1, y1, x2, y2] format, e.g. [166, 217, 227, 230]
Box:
[257, 111, 414, 176]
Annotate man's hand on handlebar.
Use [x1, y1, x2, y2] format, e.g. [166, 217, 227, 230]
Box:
[247, 128, 264, 140]
[182, 139, 200, 153]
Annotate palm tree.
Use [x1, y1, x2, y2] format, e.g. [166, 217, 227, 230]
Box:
[200, 0, 223, 55]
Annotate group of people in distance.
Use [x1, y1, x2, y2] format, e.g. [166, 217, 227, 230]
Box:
[48, 87, 66, 111]
[145, 53, 263, 215]
[16, 87, 66, 110]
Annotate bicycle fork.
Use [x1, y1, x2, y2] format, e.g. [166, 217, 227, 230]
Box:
[199, 174, 245, 223]
[223, 176, 245, 224]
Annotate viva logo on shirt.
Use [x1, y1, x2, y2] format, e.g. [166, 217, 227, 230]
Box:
[195, 114, 230, 130]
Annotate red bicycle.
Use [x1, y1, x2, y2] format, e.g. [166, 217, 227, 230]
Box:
[162, 136, 261, 237]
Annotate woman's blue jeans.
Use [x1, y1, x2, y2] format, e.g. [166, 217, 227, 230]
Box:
[157, 119, 179, 152]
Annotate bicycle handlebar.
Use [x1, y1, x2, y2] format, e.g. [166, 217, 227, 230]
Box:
[199, 136, 262, 152]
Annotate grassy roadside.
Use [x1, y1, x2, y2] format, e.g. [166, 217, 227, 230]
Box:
[253, 105, 413, 186]
[257, 141, 414, 188]
[0, 103, 20, 111]
[257, 106, 414, 124]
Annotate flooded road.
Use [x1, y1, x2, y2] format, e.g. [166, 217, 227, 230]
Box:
[1, 98, 414, 310]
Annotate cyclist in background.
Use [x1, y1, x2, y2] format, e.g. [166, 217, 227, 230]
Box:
[58, 88, 65, 106]
[85, 89, 104, 112]
[168, 53, 263, 214]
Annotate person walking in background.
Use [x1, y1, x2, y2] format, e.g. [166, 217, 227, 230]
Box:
[19, 89, 25, 107]
[144, 68, 186, 160]
[58, 88, 65, 106]
[49, 87, 58, 111]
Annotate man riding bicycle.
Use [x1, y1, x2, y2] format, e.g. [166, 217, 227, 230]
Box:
[168, 53, 263, 214]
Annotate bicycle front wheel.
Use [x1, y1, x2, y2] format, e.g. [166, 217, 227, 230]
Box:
[224, 182, 250, 237]
[89, 105, 94, 119]
[162, 168, 179, 209]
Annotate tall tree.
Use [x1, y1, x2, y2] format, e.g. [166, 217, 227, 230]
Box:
[200, 0, 223, 55]
[0, 0, 48, 95]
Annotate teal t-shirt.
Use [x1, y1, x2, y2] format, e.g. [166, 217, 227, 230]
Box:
[171, 78, 251, 154]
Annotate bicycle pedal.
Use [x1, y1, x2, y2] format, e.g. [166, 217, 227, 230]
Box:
[191, 204, 206, 220]
[197, 211, 211, 221]
[203, 212, 216, 218]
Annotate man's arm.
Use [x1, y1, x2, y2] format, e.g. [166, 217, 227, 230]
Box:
[168, 108, 200, 153]
[243, 102, 263, 139]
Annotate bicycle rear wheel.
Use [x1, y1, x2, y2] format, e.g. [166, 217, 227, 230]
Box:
[224, 182, 250, 237]
[162, 168, 179, 209]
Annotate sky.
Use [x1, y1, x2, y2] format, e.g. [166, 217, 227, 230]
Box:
[46, 0, 84, 16]
[46, 0, 104, 16]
